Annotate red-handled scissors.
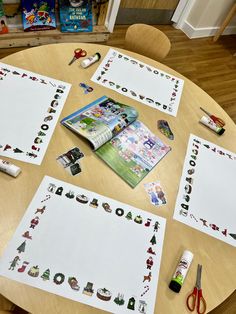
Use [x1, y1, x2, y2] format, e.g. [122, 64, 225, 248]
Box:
[200, 107, 225, 127]
[186, 264, 207, 314]
[68, 48, 87, 65]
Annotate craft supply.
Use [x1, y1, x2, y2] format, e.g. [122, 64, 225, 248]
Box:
[144, 181, 167, 206]
[91, 48, 184, 117]
[79, 82, 93, 94]
[80, 52, 101, 68]
[199, 116, 225, 135]
[0, 175, 166, 314]
[186, 264, 207, 314]
[0, 158, 21, 177]
[0, 62, 71, 165]
[68, 48, 87, 65]
[57, 147, 84, 176]
[169, 250, 193, 293]
[173, 134, 236, 247]
[200, 107, 225, 127]
[157, 120, 174, 140]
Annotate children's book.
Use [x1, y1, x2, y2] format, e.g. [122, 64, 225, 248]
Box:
[61, 96, 171, 188]
[21, 0, 56, 32]
[0, 0, 9, 34]
[59, 0, 93, 33]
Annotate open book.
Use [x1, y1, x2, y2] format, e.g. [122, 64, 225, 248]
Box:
[61, 96, 171, 188]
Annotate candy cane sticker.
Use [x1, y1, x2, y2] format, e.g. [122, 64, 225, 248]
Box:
[141, 285, 149, 297]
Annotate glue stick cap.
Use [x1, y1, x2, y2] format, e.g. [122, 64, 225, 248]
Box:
[169, 250, 194, 293]
[217, 127, 225, 135]
[169, 279, 181, 293]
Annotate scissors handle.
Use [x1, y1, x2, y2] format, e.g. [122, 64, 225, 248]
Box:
[200, 107, 225, 127]
[186, 287, 198, 312]
[211, 116, 225, 127]
[196, 289, 207, 314]
[74, 48, 87, 58]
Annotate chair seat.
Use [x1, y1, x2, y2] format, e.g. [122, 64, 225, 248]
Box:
[124, 23, 171, 61]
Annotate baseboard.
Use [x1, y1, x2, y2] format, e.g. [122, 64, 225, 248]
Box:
[175, 20, 236, 38]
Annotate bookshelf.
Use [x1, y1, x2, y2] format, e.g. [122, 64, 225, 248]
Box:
[0, 0, 120, 48]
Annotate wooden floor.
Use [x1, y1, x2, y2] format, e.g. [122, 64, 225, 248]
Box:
[0, 25, 236, 123]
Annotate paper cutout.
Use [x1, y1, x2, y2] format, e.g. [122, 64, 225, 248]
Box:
[173, 134, 236, 247]
[0, 62, 71, 164]
[0, 176, 166, 314]
[91, 49, 184, 117]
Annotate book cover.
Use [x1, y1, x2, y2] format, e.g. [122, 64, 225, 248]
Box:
[61, 96, 171, 188]
[21, 0, 56, 32]
[59, 0, 93, 33]
[0, 0, 9, 34]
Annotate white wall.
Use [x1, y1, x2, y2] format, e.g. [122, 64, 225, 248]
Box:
[174, 0, 236, 38]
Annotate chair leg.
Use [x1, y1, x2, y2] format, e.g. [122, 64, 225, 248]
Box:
[0, 294, 15, 312]
[213, 3, 236, 42]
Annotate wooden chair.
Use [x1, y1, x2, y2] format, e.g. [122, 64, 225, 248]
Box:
[0, 294, 28, 314]
[124, 24, 171, 61]
[213, 3, 236, 42]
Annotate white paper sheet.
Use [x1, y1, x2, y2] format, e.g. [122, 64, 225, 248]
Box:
[0, 63, 71, 165]
[0, 176, 166, 314]
[91, 48, 184, 117]
[173, 134, 236, 247]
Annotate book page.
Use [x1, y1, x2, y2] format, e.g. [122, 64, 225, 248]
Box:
[61, 96, 138, 150]
[95, 121, 171, 188]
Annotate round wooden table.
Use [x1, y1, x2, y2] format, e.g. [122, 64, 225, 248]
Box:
[0, 43, 236, 314]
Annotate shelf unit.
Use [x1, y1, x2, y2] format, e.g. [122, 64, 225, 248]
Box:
[0, 0, 120, 48]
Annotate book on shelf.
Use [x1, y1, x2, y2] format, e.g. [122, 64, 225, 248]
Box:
[21, 0, 56, 32]
[59, 0, 93, 33]
[0, 0, 9, 34]
[61, 96, 171, 188]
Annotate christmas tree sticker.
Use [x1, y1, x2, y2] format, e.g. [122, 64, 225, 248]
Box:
[17, 241, 26, 253]
[229, 233, 236, 240]
[125, 212, 132, 220]
[150, 234, 156, 245]
[13, 148, 23, 153]
[41, 269, 50, 281]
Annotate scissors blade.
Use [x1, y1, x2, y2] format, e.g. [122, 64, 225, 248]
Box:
[68, 56, 76, 66]
[196, 264, 202, 289]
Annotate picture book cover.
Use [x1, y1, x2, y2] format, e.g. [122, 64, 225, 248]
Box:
[59, 0, 93, 33]
[61, 96, 171, 188]
[0, 0, 9, 34]
[21, 0, 56, 32]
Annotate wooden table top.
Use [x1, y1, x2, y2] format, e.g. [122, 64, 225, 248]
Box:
[0, 43, 236, 314]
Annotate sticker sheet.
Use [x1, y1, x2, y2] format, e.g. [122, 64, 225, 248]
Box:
[173, 134, 236, 247]
[0, 176, 166, 314]
[91, 49, 184, 117]
[0, 62, 71, 165]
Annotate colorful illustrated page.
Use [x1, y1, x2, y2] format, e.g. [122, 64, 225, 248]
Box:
[96, 121, 171, 188]
[173, 134, 236, 247]
[0, 62, 71, 165]
[0, 176, 166, 314]
[91, 49, 184, 117]
[61, 96, 138, 150]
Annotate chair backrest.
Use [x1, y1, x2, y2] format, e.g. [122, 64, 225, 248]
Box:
[124, 24, 171, 61]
